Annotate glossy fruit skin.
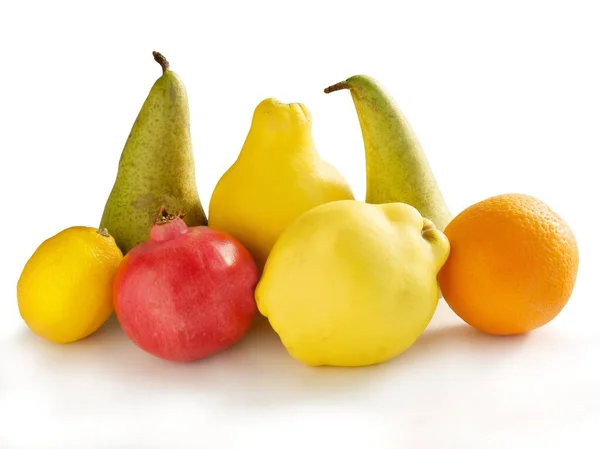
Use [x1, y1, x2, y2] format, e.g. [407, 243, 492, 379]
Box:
[437, 193, 579, 335]
[17, 226, 123, 344]
[113, 219, 259, 362]
[255, 200, 450, 367]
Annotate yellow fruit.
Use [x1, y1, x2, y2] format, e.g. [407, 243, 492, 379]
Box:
[208, 98, 354, 270]
[17, 226, 123, 344]
[255, 200, 450, 367]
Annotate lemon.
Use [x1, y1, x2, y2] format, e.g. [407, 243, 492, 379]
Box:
[17, 226, 123, 344]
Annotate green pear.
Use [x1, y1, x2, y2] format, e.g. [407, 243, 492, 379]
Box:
[324, 75, 452, 231]
[100, 51, 207, 253]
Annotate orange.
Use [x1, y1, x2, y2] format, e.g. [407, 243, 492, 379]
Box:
[437, 193, 579, 335]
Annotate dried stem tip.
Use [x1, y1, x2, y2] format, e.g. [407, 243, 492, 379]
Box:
[324, 81, 350, 94]
[97, 228, 110, 237]
[152, 51, 170, 74]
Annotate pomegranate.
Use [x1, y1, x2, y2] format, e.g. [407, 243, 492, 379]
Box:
[113, 208, 259, 362]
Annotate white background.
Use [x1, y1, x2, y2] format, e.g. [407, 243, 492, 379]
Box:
[1, 1, 599, 448]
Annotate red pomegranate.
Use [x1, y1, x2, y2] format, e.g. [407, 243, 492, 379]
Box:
[113, 208, 259, 362]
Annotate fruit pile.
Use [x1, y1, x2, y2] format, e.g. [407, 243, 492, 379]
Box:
[16, 52, 580, 367]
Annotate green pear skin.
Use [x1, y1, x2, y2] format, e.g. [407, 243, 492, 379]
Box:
[324, 75, 452, 231]
[100, 52, 207, 253]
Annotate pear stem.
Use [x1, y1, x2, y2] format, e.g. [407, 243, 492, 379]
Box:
[324, 81, 350, 94]
[152, 51, 170, 74]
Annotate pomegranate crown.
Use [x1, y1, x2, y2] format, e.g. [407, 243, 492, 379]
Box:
[154, 206, 187, 226]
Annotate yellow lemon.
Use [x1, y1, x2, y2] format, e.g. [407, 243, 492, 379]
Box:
[17, 226, 123, 343]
